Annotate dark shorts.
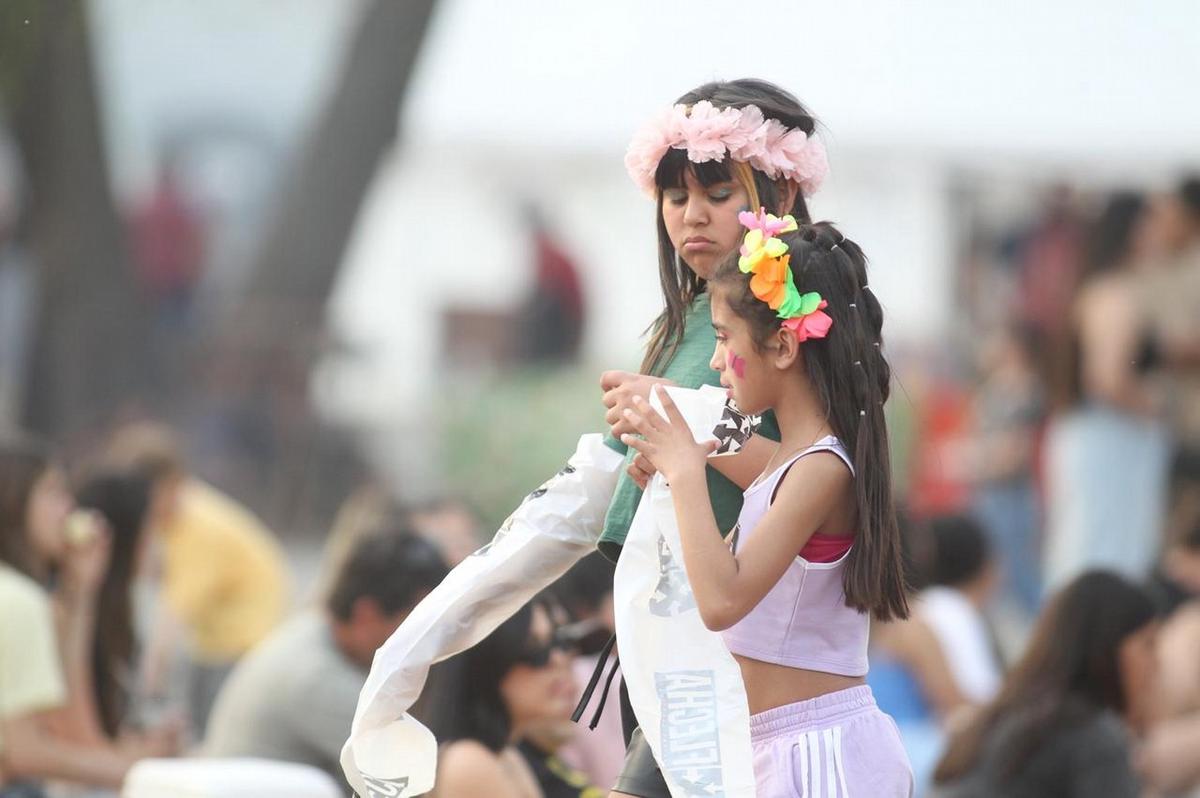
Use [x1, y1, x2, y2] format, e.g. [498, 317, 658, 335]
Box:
[612, 680, 670, 798]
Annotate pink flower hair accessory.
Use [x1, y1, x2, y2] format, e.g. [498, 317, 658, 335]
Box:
[625, 102, 828, 199]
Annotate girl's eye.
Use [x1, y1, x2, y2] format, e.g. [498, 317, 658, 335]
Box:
[664, 190, 687, 206]
[708, 189, 733, 202]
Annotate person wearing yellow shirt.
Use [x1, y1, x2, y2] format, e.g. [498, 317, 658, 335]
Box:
[105, 423, 292, 736]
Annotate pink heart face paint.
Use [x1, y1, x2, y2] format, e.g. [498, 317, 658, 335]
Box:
[728, 351, 747, 379]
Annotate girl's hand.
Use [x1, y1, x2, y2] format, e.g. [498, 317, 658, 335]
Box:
[620, 389, 716, 485]
[627, 453, 657, 490]
[600, 371, 676, 438]
[60, 513, 112, 598]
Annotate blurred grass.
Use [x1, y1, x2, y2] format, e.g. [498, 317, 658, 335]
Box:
[439, 365, 609, 532]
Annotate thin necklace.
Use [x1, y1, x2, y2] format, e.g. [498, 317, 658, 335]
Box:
[752, 424, 832, 488]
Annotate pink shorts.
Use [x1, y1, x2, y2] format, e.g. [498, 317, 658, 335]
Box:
[750, 685, 913, 797]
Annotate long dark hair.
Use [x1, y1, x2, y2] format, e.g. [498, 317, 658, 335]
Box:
[933, 571, 1157, 784]
[0, 434, 52, 579]
[641, 79, 819, 375]
[425, 596, 556, 752]
[76, 471, 153, 737]
[710, 222, 907, 621]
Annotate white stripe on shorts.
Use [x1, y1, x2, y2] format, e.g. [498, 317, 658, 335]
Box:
[807, 731, 822, 796]
[797, 731, 810, 798]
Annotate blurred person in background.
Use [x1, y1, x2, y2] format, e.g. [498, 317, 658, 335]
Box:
[74, 472, 182, 752]
[406, 496, 484, 565]
[1138, 510, 1200, 796]
[1043, 191, 1170, 590]
[425, 596, 600, 798]
[1140, 176, 1200, 554]
[204, 525, 446, 787]
[103, 421, 291, 737]
[958, 324, 1045, 617]
[312, 482, 401, 600]
[931, 571, 1160, 798]
[920, 515, 1003, 705]
[0, 436, 166, 795]
[867, 511, 967, 794]
[548, 553, 624, 791]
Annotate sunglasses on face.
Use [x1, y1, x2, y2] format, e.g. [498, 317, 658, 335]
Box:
[515, 629, 578, 668]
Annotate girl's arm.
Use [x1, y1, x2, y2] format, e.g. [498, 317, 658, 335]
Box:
[887, 616, 971, 719]
[50, 527, 112, 745]
[708, 435, 779, 491]
[623, 391, 846, 631]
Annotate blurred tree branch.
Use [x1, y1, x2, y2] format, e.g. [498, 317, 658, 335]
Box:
[227, 0, 439, 343]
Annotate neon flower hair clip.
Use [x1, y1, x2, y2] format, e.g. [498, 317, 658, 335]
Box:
[625, 101, 829, 198]
[737, 208, 833, 342]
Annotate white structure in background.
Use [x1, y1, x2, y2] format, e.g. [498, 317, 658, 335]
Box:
[86, 0, 1199, 490]
[319, 0, 1198, 489]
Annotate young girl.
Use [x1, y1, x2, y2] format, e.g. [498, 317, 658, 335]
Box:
[621, 219, 914, 795]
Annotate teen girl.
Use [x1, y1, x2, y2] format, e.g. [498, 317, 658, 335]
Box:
[621, 218, 914, 796]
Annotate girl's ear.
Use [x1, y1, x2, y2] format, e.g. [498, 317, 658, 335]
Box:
[773, 326, 799, 370]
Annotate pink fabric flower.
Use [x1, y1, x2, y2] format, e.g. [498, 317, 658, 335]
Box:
[624, 107, 676, 196]
[726, 104, 767, 162]
[781, 299, 833, 342]
[624, 102, 830, 198]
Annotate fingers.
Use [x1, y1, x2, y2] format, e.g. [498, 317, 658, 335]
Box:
[600, 370, 631, 392]
[627, 463, 649, 490]
[609, 417, 635, 438]
[619, 433, 650, 458]
[623, 404, 662, 437]
[602, 387, 619, 410]
[655, 384, 688, 427]
[632, 452, 658, 478]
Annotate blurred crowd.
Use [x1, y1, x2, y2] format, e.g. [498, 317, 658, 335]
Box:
[1, 173, 1198, 798]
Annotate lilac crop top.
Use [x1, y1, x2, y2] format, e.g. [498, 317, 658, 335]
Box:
[720, 436, 869, 677]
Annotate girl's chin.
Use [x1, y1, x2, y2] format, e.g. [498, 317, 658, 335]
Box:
[678, 254, 715, 280]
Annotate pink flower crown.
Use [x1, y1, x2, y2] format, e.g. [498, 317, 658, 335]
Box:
[625, 101, 829, 199]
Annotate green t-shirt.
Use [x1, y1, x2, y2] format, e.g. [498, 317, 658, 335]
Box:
[597, 292, 779, 561]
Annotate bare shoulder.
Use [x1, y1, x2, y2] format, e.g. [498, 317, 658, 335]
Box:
[771, 447, 853, 514]
[436, 740, 516, 796]
[776, 447, 853, 493]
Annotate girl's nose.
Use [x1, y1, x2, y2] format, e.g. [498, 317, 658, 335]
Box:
[683, 194, 707, 226]
[710, 346, 724, 372]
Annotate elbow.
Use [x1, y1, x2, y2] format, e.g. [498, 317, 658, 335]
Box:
[698, 600, 741, 632]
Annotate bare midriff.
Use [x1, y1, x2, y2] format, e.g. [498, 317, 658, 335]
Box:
[733, 653, 866, 715]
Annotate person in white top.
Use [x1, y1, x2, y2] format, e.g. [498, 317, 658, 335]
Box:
[918, 515, 1003, 705]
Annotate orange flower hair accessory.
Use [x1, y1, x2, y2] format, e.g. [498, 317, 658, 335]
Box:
[737, 209, 833, 341]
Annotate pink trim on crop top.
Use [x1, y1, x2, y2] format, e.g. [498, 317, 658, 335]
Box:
[721, 436, 870, 676]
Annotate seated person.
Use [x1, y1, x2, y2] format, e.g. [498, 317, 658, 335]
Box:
[203, 525, 448, 787]
[1, 436, 162, 795]
[919, 514, 1003, 704]
[426, 595, 601, 798]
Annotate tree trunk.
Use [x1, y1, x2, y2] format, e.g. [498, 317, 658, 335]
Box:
[213, 0, 439, 528]
[11, 0, 151, 440]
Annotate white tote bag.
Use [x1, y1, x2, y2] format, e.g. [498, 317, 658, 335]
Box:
[341, 433, 624, 798]
[613, 385, 757, 798]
